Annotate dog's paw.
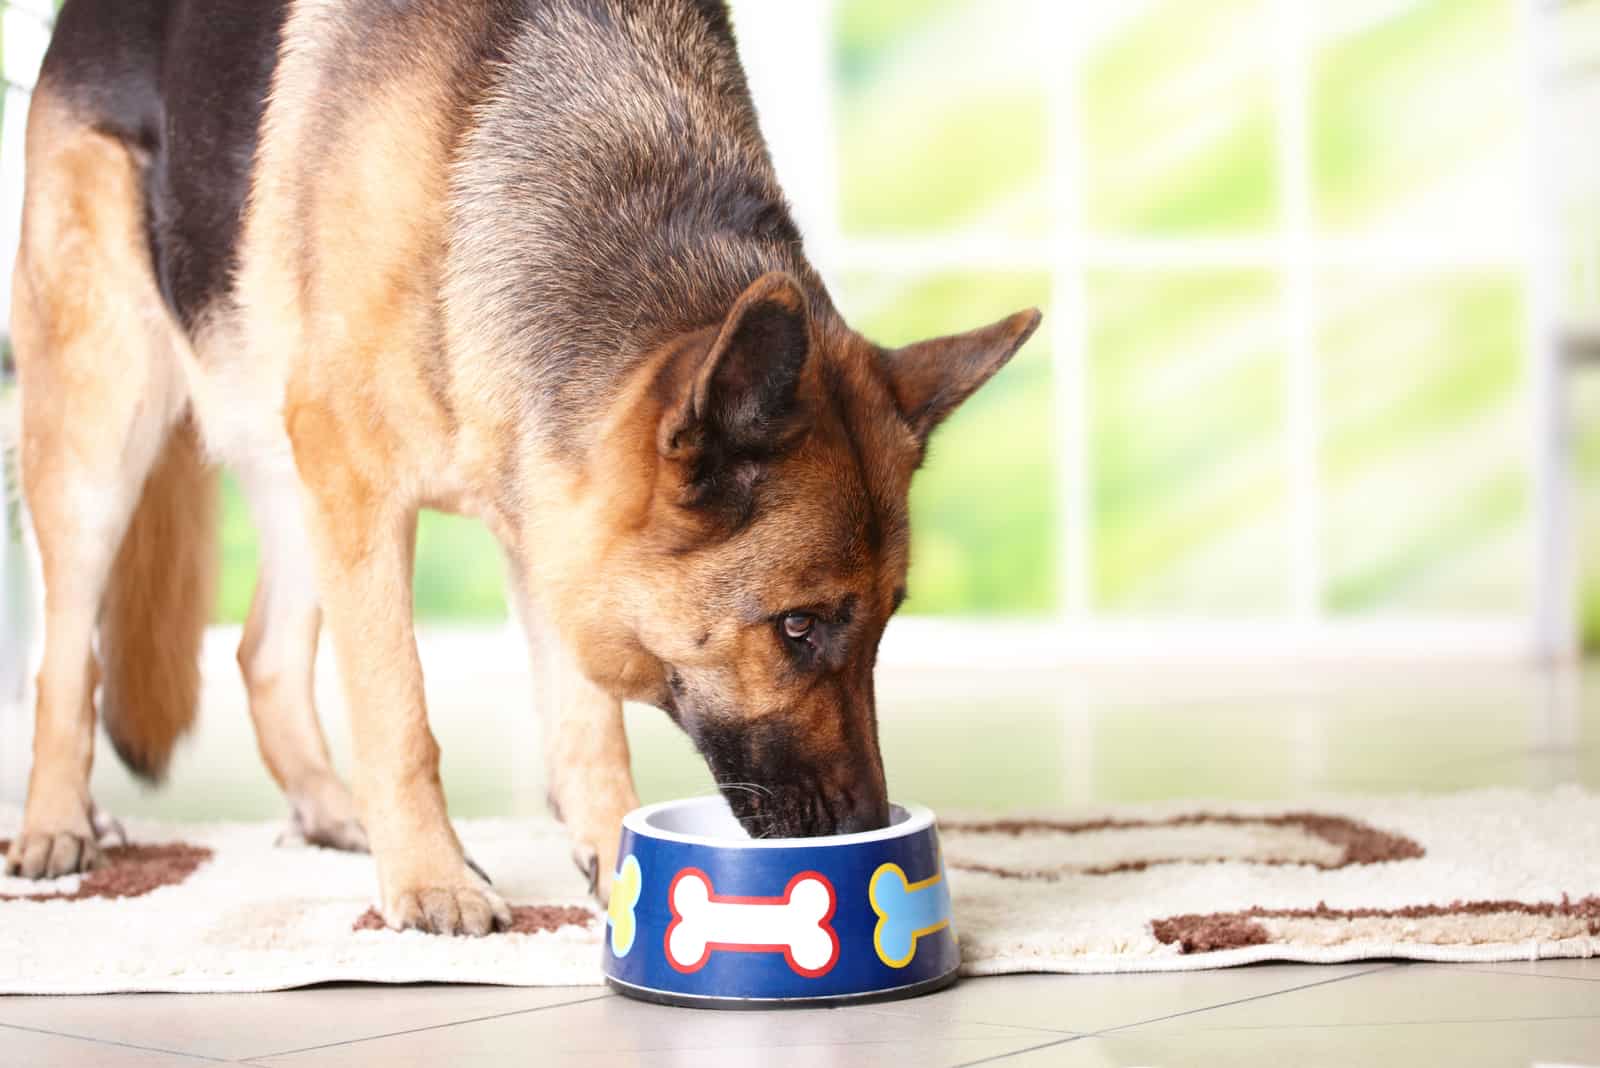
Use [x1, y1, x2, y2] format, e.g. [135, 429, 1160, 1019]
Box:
[550, 774, 635, 905]
[383, 879, 512, 937]
[279, 775, 369, 853]
[5, 793, 107, 879]
[277, 810, 369, 854]
[5, 825, 100, 879]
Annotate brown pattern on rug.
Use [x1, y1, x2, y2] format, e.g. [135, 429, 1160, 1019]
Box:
[1153, 896, 1600, 953]
[352, 905, 596, 936]
[0, 840, 211, 902]
[940, 812, 1424, 880]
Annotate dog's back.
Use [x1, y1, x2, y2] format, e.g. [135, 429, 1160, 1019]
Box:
[40, 0, 803, 397]
[444, 1, 819, 453]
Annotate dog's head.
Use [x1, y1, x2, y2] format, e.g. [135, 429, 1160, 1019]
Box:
[566, 272, 1039, 838]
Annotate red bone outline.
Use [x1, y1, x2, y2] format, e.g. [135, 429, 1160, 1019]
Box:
[664, 867, 841, 978]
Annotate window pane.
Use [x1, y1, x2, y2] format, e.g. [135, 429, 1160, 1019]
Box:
[216, 486, 506, 623]
[833, 0, 1047, 236]
[216, 477, 256, 622]
[412, 513, 507, 620]
[838, 272, 1056, 616]
[1320, 272, 1529, 615]
[1556, 1, 1600, 319]
[1312, 0, 1521, 239]
[1088, 271, 1289, 614]
[1082, 0, 1277, 236]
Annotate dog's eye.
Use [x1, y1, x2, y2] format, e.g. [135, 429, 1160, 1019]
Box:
[780, 612, 815, 642]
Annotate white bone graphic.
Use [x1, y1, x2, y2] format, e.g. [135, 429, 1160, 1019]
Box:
[665, 868, 839, 977]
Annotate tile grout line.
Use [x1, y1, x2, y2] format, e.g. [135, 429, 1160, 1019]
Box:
[851, 1004, 1086, 1038]
[949, 1032, 1090, 1066]
[1089, 965, 1399, 1039]
[949, 964, 1397, 1067]
[0, 1020, 232, 1063]
[1191, 1013, 1600, 1032]
[1436, 965, 1600, 985]
[244, 991, 615, 1061]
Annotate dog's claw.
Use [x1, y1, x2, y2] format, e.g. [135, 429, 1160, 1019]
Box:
[465, 854, 494, 886]
[90, 805, 127, 848]
[572, 844, 600, 898]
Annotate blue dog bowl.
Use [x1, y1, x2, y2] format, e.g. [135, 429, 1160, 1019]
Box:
[602, 797, 959, 1008]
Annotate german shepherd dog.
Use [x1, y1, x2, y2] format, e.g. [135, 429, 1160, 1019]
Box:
[7, 0, 1039, 934]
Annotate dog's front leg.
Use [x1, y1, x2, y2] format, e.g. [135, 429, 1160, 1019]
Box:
[543, 666, 639, 904]
[522, 604, 639, 903]
[295, 443, 509, 935]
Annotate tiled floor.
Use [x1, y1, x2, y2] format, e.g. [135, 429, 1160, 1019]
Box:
[2, 651, 1598, 1065]
[2, 961, 1598, 1066]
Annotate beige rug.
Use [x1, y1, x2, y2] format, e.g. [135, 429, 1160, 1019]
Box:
[3, 787, 1597, 993]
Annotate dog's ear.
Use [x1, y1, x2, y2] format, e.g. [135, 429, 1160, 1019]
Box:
[659, 272, 812, 507]
[881, 308, 1042, 440]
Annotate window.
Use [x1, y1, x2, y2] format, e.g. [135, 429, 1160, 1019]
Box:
[734, 0, 1568, 655]
[0, 0, 1579, 658]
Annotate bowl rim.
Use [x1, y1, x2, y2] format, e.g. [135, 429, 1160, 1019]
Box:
[623, 796, 934, 849]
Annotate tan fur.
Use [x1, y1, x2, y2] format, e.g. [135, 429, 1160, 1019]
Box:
[229, 3, 512, 933]
[7, 89, 190, 877]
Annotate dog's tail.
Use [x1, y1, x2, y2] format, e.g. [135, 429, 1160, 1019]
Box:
[99, 418, 217, 782]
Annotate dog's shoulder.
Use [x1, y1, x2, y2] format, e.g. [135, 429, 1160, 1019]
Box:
[444, 0, 814, 453]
